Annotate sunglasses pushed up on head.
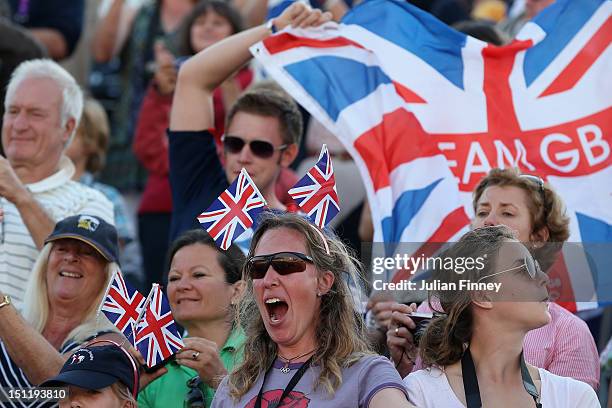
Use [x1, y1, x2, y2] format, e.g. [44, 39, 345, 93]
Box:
[476, 254, 543, 283]
[246, 251, 314, 280]
[222, 135, 287, 159]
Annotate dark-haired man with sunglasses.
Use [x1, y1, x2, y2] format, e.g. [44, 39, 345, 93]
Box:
[167, 9, 316, 244]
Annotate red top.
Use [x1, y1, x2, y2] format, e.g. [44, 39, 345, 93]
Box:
[133, 83, 173, 213]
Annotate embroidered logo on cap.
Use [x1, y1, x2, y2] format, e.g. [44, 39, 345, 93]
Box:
[69, 348, 94, 365]
[70, 354, 85, 364]
[77, 215, 100, 232]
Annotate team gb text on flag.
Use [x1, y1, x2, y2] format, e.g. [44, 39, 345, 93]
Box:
[251, 0, 612, 310]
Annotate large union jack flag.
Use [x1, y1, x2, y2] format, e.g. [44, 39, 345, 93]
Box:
[288, 144, 340, 228]
[100, 270, 145, 341]
[197, 168, 267, 250]
[134, 284, 184, 368]
[251, 0, 612, 311]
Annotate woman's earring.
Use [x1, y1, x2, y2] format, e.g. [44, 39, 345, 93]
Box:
[316, 292, 322, 297]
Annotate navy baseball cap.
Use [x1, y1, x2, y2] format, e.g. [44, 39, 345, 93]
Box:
[41, 344, 139, 396]
[44, 215, 119, 263]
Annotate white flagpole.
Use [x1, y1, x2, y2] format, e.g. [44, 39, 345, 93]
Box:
[134, 284, 157, 330]
[129, 321, 138, 349]
[94, 268, 119, 334]
[319, 144, 328, 161]
[96, 268, 118, 319]
[241, 168, 267, 206]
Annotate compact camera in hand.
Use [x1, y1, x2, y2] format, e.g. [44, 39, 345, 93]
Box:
[405, 312, 433, 346]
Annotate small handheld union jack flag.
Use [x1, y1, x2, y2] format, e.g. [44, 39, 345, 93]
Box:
[134, 284, 184, 368]
[288, 144, 340, 228]
[197, 168, 267, 250]
[100, 270, 145, 342]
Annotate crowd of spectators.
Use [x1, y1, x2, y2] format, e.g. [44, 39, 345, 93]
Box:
[0, 0, 610, 406]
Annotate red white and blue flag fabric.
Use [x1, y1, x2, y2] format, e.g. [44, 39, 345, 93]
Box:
[251, 0, 612, 311]
[100, 270, 145, 341]
[289, 144, 340, 228]
[134, 284, 184, 368]
[197, 168, 267, 250]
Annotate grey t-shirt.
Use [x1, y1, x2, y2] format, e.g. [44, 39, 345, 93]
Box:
[211, 354, 407, 407]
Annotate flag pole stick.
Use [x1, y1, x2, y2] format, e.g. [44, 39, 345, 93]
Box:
[94, 268, 119, 336]
[241, 168, 267, 206]
[134, 284, 156, 329]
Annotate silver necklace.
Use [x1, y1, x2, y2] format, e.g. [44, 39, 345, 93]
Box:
[277, 349, 316, 374]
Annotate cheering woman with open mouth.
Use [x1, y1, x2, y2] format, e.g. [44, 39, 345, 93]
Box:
[212, 212, 414, 407]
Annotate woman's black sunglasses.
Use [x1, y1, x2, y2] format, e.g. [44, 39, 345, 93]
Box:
[246, 252, 314, 280]
[222, 135, 287, 159]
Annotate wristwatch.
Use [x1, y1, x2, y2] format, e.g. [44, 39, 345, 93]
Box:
[0, 295, 11, 309]
[266, 18, 278, 34]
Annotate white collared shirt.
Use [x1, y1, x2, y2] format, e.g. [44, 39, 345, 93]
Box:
[405, 366, 600, 408]
[0, 157, 114, 309]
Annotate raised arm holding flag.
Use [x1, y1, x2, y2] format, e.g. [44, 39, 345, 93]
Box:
[167, 2, 311, 242]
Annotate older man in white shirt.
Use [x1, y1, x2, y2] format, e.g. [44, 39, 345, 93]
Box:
[1, 59, 114, 308]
